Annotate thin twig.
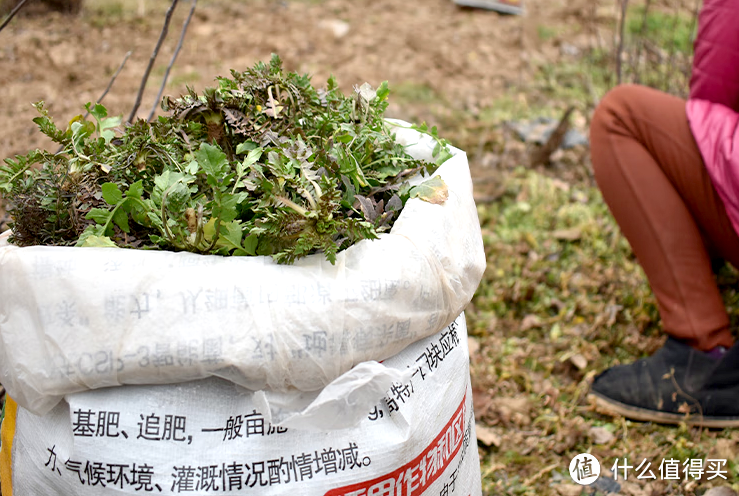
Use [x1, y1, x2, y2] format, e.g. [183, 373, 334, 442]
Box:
[682, 0, 701, 95]
[147, 0, 197, 122]
[56, 50, 134, 154]
[615, 0, 629, 85]
[0, 0, 32, 34]
[662, 0, 683, 93]
[523, 463, 559, 487]
[127, 0, 180, 124]
[631, 0, 653, 85]
[83, 50, 133, 119]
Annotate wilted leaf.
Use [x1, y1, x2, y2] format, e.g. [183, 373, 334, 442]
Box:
[386, 193, 402, 212]
[703, 488, 738, 496]
[620, 481, 649, 496]
[496, 397, 530, 414]
[355, 195, 378, 222]
[468, 337, 480, 356]
[355, 82, 377, 106]
[605, 304, 623, 327]
[713, 439, 737, 461]
[472, 387, 493, 420]
[553, 228, 582, 241]
[588, 426, 615, 444]
[554, 485, 584, 496]
[494, 396, 531, 426]
[409, 176, 448, 205]
[569, 353, 588, 371]
[476, 425, 501, 447]
[520, 314, 543, 331]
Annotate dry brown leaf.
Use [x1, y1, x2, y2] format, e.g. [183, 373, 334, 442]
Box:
[552, 228, 582, 241]
[619, 481, 648, 496]
[569, 353, 588, 371]
[468, 337, 480, 356]
[554, 484, 583, 496]
[496, 396, 530, 414]
[712, 439, 737, 461]
[475, 425, 501, 447]
[494, 396, 532, 426]
[472, 387, 494, 420]
[520, 314, 543, 331]
[703, 488, 738, 496]
[588, 426, 614, 445]
[550, 178, 571, 192]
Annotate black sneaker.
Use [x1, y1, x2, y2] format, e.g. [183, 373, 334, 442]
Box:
[588, 337, 739, 428]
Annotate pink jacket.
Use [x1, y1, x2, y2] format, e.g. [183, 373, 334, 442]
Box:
[686, 0, 739, 232]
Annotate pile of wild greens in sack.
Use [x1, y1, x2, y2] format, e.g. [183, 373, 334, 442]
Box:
[0, 55, 450, 264]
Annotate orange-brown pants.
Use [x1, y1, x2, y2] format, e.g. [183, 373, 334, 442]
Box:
[590, 84, 736, 351]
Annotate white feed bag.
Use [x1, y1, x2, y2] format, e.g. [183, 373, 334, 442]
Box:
[0, 124, 485, 416]
[2, 315, 483, 496]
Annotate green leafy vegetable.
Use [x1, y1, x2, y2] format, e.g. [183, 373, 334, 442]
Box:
[0, 55, 452, 264]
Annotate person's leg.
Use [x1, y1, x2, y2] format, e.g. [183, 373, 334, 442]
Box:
[590, 84, 738, 352]
[588, 84, 739, 426]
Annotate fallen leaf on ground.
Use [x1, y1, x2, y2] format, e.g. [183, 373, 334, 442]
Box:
[704, 488, 738, 496]
[569, 353, 588, 371]
[468, 337, 480, 356]
[496, 396, 530, 414]
[475, 425, 501, 447]
[553, 227, 582, 241]
[520, 314, 543, 331]
[712, 438, 737, 461]
[494, 396, 532, 426]
[554, 484, 583, 496]
[472, 387, 493, 420]
[588, 426, 614, 444]
[619, 481, 648, 496]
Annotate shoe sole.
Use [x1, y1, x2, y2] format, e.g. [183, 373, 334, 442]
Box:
[588, 392, 739, 428]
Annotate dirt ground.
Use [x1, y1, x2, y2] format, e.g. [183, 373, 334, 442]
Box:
[0, 0, 598, 158]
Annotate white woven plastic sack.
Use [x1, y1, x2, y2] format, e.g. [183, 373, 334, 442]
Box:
[2, 316, 482, 496]
[0, 123, 485, 416]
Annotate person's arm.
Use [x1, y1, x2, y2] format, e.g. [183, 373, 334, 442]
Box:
[689, 0, 739, 111]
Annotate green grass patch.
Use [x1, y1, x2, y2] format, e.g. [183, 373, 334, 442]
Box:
[626, 5, 695, 55]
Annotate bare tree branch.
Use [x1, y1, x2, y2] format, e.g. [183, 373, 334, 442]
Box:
[59, 50, 134, 153]
[662, 0, 683, 93]
[147, 0, 197, 122]
[630, 0, 652, 85]
[682, 0, 701, 92]
[83, 50, 133, 119]
[127, 0, 180, 124]
[0, 0, 32, 34]
[615, 0, 629, 85]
